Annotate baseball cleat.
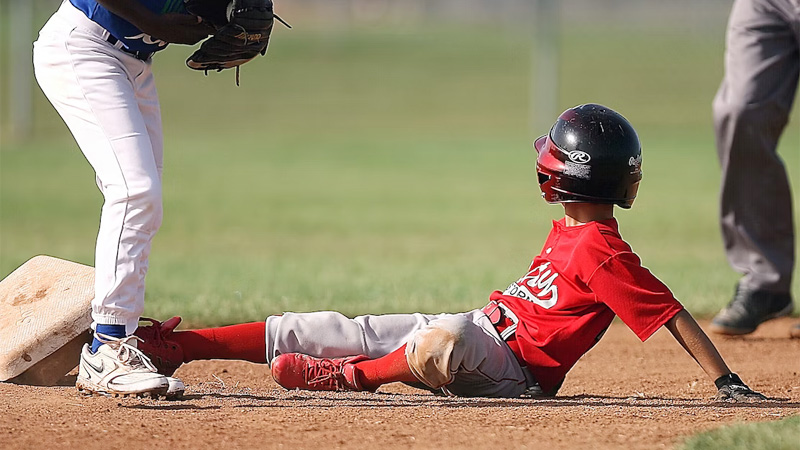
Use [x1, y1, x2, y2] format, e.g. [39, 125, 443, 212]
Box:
[76, 334, 168, 398]
[710, 287, 793, 335]
[164, 376, 186, 400]
[134, 316, 185, 377]
[270, 353, 369, 392]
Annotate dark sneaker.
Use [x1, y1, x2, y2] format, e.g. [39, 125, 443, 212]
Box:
[710, 287, 793, 335]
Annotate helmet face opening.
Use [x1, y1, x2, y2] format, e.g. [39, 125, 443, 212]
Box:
[534, 104, 643, 209]
[537, 172, 551, 186]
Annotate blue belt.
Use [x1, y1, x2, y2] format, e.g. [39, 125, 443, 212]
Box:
[106, 34, 153, 61]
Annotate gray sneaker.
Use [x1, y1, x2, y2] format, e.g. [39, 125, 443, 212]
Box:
[76, 334, 169, 397]
[710, 287, 793, 336]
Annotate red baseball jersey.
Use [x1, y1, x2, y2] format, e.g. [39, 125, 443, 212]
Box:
[490, 218, 684, 393]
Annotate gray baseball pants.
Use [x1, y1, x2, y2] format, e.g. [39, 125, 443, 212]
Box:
[264, 310, 533, 397]
[713, 0, 800, 293]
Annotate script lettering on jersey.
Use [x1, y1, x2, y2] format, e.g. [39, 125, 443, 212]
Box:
[503, 262, 559, 308]
[124, 33, 167, 47]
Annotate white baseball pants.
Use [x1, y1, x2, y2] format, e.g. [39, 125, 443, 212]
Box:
[33, 1, 163, 335]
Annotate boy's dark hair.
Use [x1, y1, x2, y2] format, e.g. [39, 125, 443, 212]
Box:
[534, 104, 643, 209]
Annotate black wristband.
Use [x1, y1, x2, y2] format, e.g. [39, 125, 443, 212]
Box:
[715, 373, 744, 390]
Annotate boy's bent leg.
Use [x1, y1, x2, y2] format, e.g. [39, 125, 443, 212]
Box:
[405, 320, 460, 389]
[406, 311, 529, 398]
[271, 311, 530, 396]
[267, 311, 466, 393]
[352, 345, 418, 391]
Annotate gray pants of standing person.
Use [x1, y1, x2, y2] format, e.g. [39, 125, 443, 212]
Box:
[711, 0, 799, 334]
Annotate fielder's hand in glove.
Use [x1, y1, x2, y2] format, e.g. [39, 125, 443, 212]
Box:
[146, 13, 215, 45]
[184, 0, 289, 84]
[714, 373, 767, 402]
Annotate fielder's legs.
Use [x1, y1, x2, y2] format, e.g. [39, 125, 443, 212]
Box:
[711, 0, 799, 334]
[33, 2, 171, 396]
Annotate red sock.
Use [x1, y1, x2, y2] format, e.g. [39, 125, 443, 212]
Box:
[352, 345, 418, 391]
[172, 322, 267, 364]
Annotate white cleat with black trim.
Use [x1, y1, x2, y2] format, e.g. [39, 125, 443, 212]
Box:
[76, 334, 169, 398]
[165, 376, 185, 399]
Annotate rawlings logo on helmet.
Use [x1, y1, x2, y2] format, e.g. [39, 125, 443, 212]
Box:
[568, 151, 591, 164]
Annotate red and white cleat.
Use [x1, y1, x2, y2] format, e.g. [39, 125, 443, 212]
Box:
[270, 353, 370, 392]
[134, 316, 185, 377]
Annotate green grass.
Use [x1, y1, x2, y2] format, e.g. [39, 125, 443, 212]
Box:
[680, 416, 800, 450]
[2, 23, 800, 325]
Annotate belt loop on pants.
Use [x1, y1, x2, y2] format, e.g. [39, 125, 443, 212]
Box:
[482, 300, 542, 394]
[105, 34, 153, 61]
[482, 300, 519, 340]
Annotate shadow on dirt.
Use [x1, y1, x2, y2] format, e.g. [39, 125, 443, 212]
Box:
[118, 389, 800, 411]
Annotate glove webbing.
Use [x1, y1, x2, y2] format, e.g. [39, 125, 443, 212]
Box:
[225, 13, 291, 86]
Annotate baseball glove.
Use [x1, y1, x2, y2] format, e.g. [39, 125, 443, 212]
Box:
[185, 0, 289, 84]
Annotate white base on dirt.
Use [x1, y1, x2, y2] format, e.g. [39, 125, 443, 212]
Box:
[0, 255, 93, 385]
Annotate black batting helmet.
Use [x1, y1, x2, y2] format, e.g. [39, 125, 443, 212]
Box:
[534, 103, 642, 209]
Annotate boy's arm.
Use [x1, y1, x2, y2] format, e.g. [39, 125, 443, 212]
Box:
[665, 309, 766, 402]
[96, 0, 213, 44]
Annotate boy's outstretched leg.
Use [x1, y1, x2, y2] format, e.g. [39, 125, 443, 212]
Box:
[134, 317, 268, 376]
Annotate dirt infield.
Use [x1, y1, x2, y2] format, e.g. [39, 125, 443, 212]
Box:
[1, 318, 798, 449]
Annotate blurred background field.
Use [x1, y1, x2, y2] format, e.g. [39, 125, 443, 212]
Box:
[1, 0, 799, 327]
[2, 2, 800, 443]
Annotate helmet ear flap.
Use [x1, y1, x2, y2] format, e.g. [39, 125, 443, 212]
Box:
[618, 181, 640, 209]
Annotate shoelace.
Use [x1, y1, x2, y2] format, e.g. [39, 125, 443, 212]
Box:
[141, 319, 169, 348]
[274, 14, 291, 29]
[95, 333, 159, 372]
[304, 360, 345, 389]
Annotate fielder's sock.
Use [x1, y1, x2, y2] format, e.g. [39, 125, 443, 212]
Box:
[92, 324, 126, 353]
[352, 345, 418, 391]
[172, 322, 267, 363]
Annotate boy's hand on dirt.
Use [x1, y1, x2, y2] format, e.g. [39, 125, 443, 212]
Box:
[713, 373, 767, 402]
